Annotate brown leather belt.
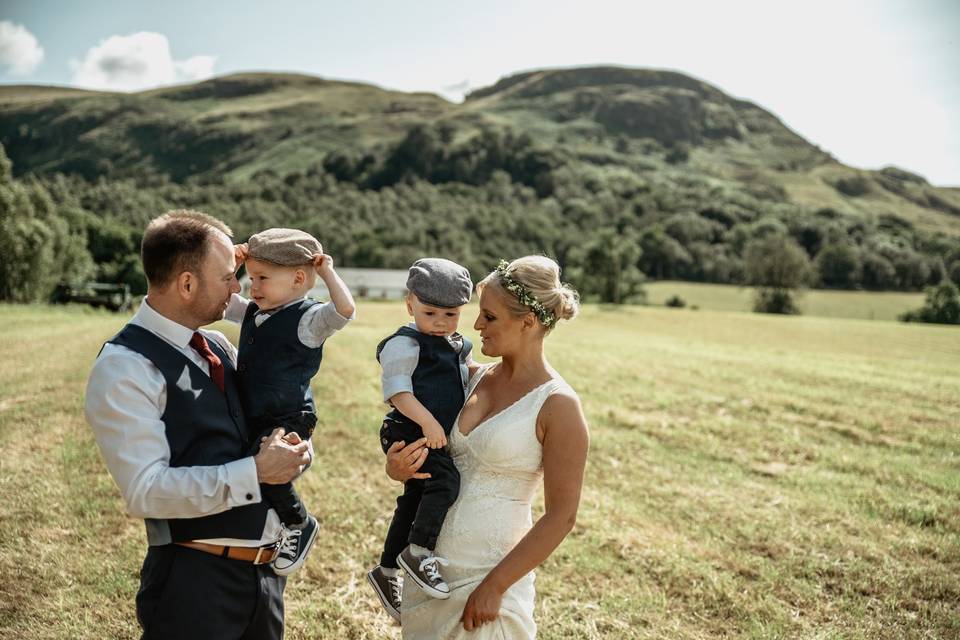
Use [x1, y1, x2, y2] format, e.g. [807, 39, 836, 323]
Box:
[176, 540, 278, 565]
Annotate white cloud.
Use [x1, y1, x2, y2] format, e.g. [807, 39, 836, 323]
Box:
[70, 32, 216, 91]
[0, 21, 44, 75]
[174, 55, 217, 82]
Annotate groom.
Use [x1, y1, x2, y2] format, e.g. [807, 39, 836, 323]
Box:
[85, 210, 310, 639]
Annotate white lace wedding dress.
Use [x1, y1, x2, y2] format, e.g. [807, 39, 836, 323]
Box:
[401, 364, 572, 639]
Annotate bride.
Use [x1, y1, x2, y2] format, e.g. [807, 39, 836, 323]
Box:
[385, 255, 589, 638]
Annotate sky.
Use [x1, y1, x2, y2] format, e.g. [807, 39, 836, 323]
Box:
[1, 0, 958, 185]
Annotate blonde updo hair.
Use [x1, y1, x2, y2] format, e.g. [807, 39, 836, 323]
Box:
[477, 255, 580, 330]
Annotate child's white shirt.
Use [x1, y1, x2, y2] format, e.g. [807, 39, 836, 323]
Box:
[224, 293, 353, 347]
[378, 323, 471, 402]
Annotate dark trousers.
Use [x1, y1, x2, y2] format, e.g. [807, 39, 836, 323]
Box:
[379, 418, 460, 568]
[136, 544, 286, 640]
[249, 412, 316, 527]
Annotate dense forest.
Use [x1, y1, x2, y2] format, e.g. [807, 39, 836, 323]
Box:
[1, 67, 958, 303]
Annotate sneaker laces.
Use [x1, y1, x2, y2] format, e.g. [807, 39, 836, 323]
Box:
[418, 555, 449, 583]
[277, 528, 303, 559]
[388, 575, 403, 603]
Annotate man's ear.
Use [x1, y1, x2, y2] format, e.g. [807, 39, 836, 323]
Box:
[176, 271, 196, 300]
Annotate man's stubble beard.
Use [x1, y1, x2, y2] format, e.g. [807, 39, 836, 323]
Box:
[192, 278, 228, 327]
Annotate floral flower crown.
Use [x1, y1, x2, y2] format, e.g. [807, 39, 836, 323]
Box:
[495, 260, 558, 329]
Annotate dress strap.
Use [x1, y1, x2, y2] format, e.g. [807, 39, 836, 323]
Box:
[524, 376, 573, 423]
[466, 363, 493, 395]
[539, 375, 572, 399]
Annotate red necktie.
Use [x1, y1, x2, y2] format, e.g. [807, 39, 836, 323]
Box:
[189, 332, 225, 393]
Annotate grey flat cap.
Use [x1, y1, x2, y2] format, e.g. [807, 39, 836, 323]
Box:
[247, 228, 322, 266]
[407, 258, 472, 308]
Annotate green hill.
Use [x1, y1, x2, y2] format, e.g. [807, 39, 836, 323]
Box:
[3, 67, 957, 234]
[0, 73, 452, 181]
[1, 67, 958, 303]
[465, 66, 824, 166]
[462, 67, 959, 235]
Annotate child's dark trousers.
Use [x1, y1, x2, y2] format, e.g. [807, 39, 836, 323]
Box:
[249, 411, 317, 528]
[378, 417, 460, 568]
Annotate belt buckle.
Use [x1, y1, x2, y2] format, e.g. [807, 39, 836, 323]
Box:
[253, 545, 270, 565]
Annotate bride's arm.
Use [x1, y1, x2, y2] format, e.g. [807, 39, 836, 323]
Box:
[461, 391, 589, 631]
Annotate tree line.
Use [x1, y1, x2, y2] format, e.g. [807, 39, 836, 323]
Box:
[1, 127, 959, 319]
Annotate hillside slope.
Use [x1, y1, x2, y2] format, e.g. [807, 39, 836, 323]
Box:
[1, 66, 957, 234]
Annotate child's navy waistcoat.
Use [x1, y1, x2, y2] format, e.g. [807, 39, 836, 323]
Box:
[236, 299, 324, 424]
[376, 326, 470, 434]
[106, 323, 270, 545]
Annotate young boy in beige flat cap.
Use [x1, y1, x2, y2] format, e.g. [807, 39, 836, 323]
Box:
[228, 227, 356, 575]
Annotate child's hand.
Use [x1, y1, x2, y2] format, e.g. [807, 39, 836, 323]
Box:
[422, 423, 448, 449]
[313, 253, 334, 276]
[234, 243, 249, 266]
[282, 432, 302, 444]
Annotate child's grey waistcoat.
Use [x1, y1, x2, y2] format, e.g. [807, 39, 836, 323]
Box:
[236, 299, 324, 425]
[376, 326, 470, 434]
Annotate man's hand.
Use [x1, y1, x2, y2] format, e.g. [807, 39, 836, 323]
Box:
[422, 422, 447, 449]
[254, 428, 310, 484]
[385, 438, 431, 482]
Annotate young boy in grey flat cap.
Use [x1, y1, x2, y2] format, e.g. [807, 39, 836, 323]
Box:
[366, 257, 476, 621]
[227, 227, 356, 575]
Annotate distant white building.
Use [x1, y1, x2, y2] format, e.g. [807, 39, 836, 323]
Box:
[312, 267, 408, 300]
[240, 267, 408, 300]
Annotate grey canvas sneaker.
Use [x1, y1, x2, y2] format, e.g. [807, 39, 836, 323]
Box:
[397, 546, 450, 599]
[272, 515, 319, 576]
[366, 566, 403, 623]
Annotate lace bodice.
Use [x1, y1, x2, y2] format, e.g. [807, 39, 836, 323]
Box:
[434, 364, 571, 580]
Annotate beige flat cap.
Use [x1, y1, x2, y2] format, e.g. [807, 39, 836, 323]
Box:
[247, 228, 322, 266]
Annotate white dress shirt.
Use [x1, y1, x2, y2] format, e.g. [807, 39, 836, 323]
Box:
[84, 298, 282, 547]
[223, 293, 354, 345]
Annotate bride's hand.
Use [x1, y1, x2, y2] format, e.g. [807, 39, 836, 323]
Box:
[461, 580, 502, 631]
[385, 438, 432, 482]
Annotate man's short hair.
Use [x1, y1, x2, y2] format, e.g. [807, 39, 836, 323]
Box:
[141, 210, 233, 287]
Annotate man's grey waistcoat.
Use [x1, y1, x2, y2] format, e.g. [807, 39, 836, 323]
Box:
[106, 324, 270, 545]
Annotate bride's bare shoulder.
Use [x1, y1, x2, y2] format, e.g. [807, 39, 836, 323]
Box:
[537, 385, 587, 444]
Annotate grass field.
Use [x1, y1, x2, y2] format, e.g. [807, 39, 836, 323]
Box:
[1, 301, 958, 639]
[644, 281, 925, 322]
